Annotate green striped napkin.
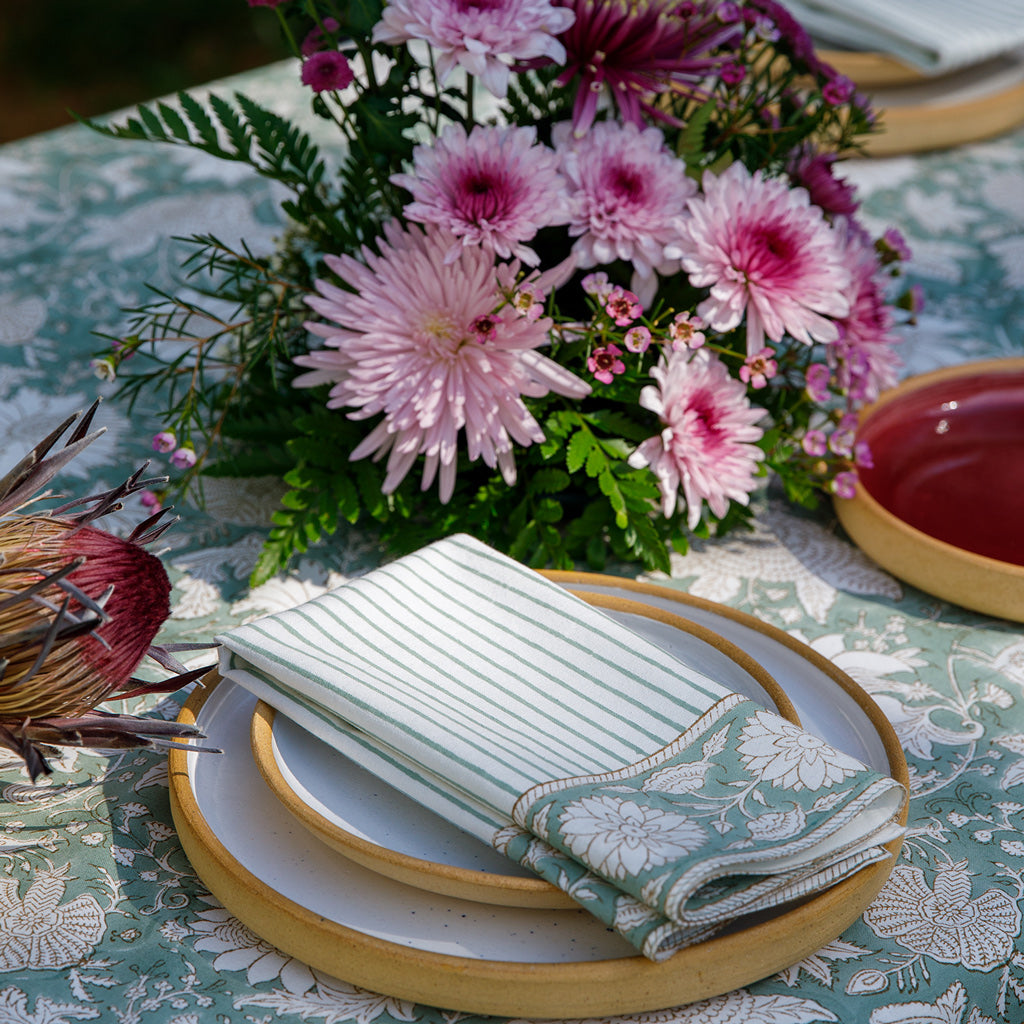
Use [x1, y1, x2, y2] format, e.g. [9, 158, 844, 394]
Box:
[217, 534, 905, 960]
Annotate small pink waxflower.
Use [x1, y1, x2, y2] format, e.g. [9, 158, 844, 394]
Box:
[802, 429, 827, 457]
[624, 326, 652, 354]
[152, 431, 176, 453]
[301, 16, 341, 56]
[805, 363, 831, 402]
[588, 344, 626, 384]
[372, 0, 575, 99]
[831, 471, 858, 499]
[581, 272, 613, 302]
[392, 124, 568, 266]
[822, 74, 855, 106]
[672, 161, 851, 355]
[295, 222, 590, 503]
[511, 285, 545, 320]
[605, 287, 642, 326]
[139, 490, 163, 511]
[170, 447, 197, 470]
[301, 51, 355, 93]
[829, 424, 855, 458]
[629, 348, 765, 529]
[669, 312, 706, 350]
[740, 348, 778, 389]
[880, 227, 912, 264]
[554, 120, 695, 282]
[854, 440, 874, 468]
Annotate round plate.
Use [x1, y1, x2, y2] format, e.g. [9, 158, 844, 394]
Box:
[820, 49, 924, 88]
[168, 580, 907, 1018]
[250, 591, 796, 910]
[836, 358, 1024, 621]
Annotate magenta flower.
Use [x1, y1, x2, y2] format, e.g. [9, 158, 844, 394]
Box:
[554, 119, 695, 282]
[295, 223, 590, 502]
[831, 471, 858, 499]
[170, 447, 197, 470]
[624, 326, 651, 354]
[555, 0, 738, 134]
[301, 16, 341, 57]
[629, 348, 765, 529]
[151, 431, 176, 453]
[588, 344, 626, 384]
[605, 287, 642, 326]
[805, 362, 831, 402]
[789, 147, 859, 218]
[392, 124, 568, 266]
[801, 429, 827, 457]
[669, 312, 706, 351]
[829, 222, 902, 404]
[673, 162, 851, 355]
[739, 347, 778, 390]
[301, 51, 354, 93]
[372, 0, 575, 99]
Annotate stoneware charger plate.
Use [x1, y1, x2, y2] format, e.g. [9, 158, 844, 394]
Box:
[168, 577, 907, 1018]
[822, 48, 1024, 154]
[249, 591, 796, 910]
[835, 358, 1024, 622]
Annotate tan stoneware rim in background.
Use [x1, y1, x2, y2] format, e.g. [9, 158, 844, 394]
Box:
[834, 358, 1024, 623]
[248, 590, 796, 910]
[169, 577, 908, 1017]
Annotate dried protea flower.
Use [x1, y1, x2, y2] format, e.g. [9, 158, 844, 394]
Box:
[0, 401, 216, 781]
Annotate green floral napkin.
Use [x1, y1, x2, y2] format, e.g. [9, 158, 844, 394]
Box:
[217, 534, 905, 960]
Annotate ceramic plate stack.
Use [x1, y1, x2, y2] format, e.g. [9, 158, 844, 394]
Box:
[169, 579, 908, 1018]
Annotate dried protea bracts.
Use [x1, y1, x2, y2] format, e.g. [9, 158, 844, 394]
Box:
[0, 402, 216, 781]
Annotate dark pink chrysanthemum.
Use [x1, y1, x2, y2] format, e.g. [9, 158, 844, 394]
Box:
[672, 161, 851, 355]
[295, 223, 590, 502]
[554, 119, 695, 281]
[788, 146, 859, 218]
[391, 124, 568, 266]
[829, 220, 902, 404]
[301, 51, 355, 93]
[629, 348, 764, 528]
[372, 0, 575, 98]
[554, 0, 739, 134]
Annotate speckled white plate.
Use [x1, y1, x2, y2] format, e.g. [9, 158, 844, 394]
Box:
[169, 578, 907, 1017]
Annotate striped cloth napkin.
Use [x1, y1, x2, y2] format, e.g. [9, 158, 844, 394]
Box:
[785, 0, 1024, 74]
[217, 534, 905, 960]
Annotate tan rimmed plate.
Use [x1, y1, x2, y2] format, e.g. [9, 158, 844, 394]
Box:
[249, 591, 796, 910]
[820, 49, 925, 88]
[169, 580, 908, 1018]
[835, 358, 1024, 622]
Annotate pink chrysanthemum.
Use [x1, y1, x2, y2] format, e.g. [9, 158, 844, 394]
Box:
[829, 221, 902, 404]
[554, 0, 739, 135]
[628, 348, 764, 529]
[788, 146, 859, 218]
[295, 223, 590, 503]
[673, 161, 851, 355]
[301, 51, 355, 93]
[554, 120, 695, 281]
[391, 124, 568, 266]
[372, 0, 575, 98]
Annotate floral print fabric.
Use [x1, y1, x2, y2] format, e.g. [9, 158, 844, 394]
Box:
[497, 694, 905, 960]
[2, 60, 1024, 1024]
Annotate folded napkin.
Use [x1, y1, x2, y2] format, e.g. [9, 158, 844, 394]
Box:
[218, 534, 905, 960]
[785, 0, 1024, 75]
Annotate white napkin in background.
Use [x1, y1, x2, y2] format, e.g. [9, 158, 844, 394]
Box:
[784, 0, 1024, 75]
[218, 534, 904, 960]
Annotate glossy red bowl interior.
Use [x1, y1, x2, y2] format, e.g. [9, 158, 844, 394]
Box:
[856, 366, 1024, 567]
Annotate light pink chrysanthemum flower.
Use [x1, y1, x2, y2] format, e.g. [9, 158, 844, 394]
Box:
[372, 0, 575, 99]
[829, 220, 902, 404]
[391, 124, 568, 266]
[295, 223, 590, 503]
[672, 161, 851, 356]
[628, 348, 764, 529]
[554, 120, 696, 282]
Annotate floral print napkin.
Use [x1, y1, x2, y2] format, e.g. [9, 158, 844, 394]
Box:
[217, 534, 905, 960]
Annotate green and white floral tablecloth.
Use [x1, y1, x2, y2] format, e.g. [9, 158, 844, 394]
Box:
[2, 61, 1024, 1024]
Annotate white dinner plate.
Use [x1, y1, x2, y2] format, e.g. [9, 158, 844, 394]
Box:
[169, 577, 906, 1018]
[252, 591, 795, 909]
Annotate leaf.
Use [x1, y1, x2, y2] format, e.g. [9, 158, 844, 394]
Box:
[566, 429, 594, 474]
[702, 725, 730, 759]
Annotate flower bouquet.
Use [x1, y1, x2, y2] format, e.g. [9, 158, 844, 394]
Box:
[88, 0, 914, 583]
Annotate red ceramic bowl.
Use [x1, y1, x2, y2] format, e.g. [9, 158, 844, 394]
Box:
[835, 358, 1024, 621]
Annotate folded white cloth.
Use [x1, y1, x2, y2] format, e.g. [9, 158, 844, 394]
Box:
[218, 534, 905, 960]
[786, 0, 1024, 75]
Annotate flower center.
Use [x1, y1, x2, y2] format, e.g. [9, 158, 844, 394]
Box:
[456, 168, 513, 223]
[607, 165, 646, 205]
